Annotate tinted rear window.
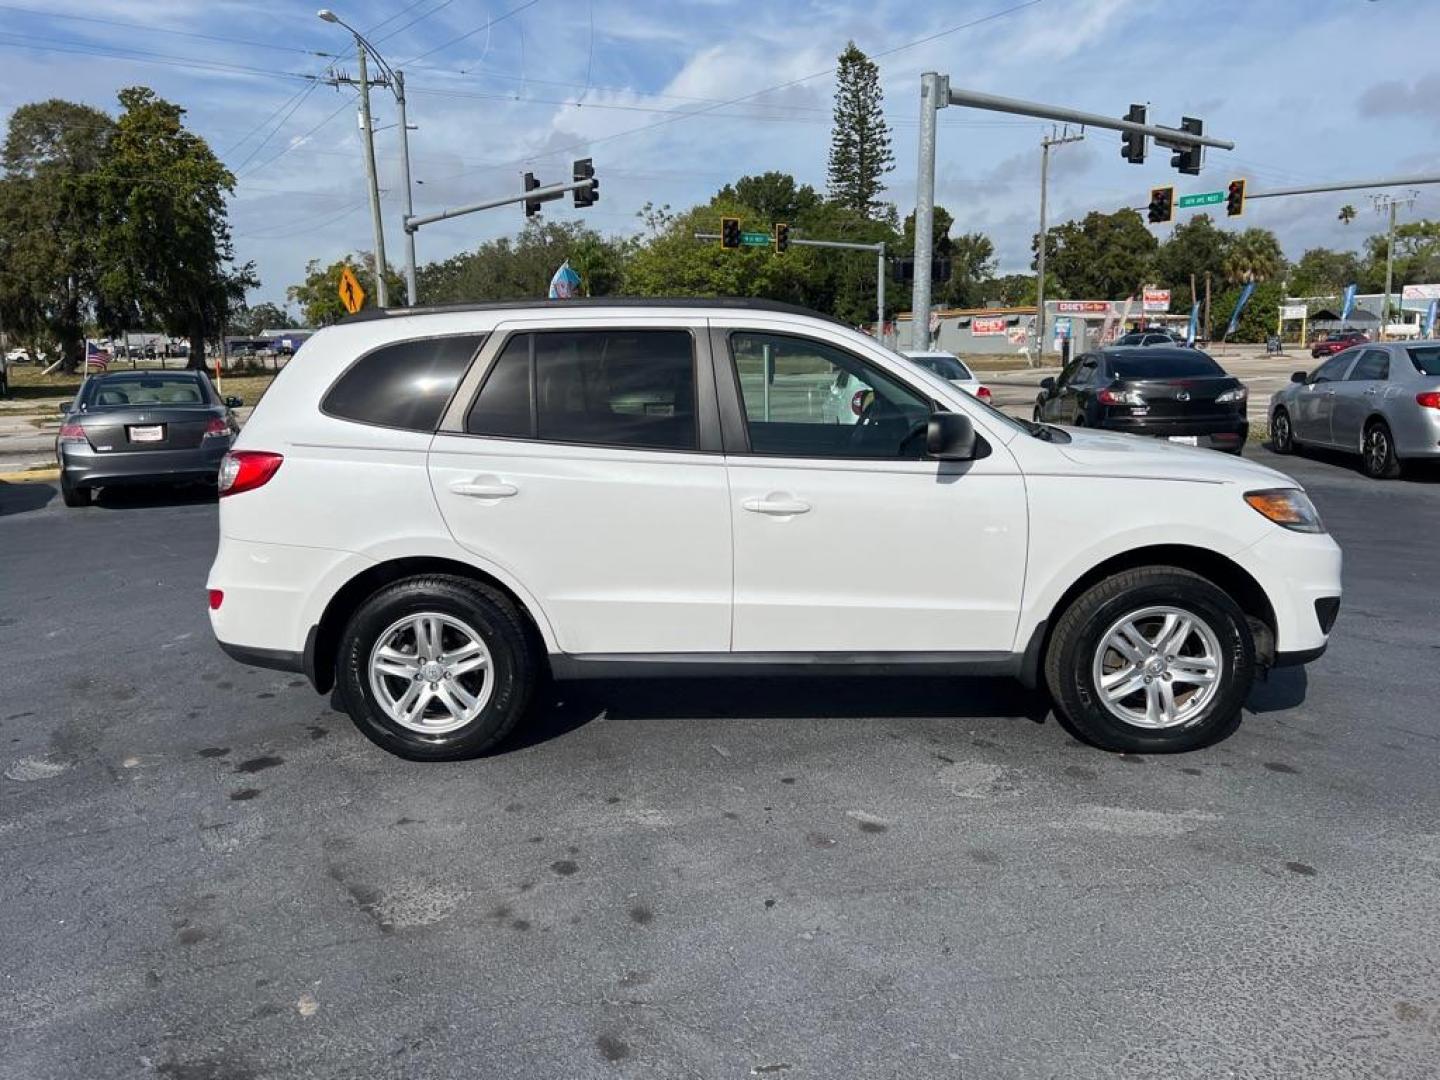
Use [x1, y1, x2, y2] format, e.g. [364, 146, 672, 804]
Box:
[323, 334, 484, 431]
[1108, 352, 1224, 379]
[1407, 346, 1440, 376]
[84, 376, 212, 407]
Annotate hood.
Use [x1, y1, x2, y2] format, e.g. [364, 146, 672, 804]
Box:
[1055, 427, 1298, 488]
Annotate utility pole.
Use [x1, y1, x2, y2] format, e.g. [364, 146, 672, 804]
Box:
[910, 77, 1234, 351]
[1205, 272, 1212, 343]
[354, 43, 388, 308]
[395, 70, 417, 306]
[1371, 191, 1417, 339]
[1034, 126, 1085, 367]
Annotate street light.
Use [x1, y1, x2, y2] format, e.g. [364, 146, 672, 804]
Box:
[315, 8, 419, 306]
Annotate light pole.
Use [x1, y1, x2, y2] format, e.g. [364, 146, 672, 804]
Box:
[317, 9, 418, 307]
[1034, 126, 1084, 367]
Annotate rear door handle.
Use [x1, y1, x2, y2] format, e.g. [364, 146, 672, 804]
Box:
[742, 495, 811, 516]
[450, 477, 518, 499]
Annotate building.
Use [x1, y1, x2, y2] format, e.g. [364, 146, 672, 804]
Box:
[1283, 285, 1439, 340]
[889, 294, 1190, 357]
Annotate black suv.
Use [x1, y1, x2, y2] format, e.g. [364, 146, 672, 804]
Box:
[1033, 347, 1249, 453]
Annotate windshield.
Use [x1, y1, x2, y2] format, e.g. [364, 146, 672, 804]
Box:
[81, 376, 212, 407]
[1407, 345, 1440, 376]
[1109, 352, 1225, 379]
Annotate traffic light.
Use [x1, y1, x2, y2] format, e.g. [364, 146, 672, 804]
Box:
[933, 257, 952, 283]
[892, 257, 915, 284]
[1226, 178, 1246, 217]
[773, 222, 790, 253]
[572, 158, 597, 207]
[523, 172, 542, 218]
[1120, 103, 1146, 165]
[1171, 116, 1203, 175]
[720, 217, 741, 249]
[1147, 185, 1175, 225]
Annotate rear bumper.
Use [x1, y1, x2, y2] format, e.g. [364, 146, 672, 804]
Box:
[216, 639, 305, 674]
[60, 440, 230, 485]
[1098, 415, 1249, 449]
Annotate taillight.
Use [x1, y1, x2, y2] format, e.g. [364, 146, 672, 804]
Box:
[977, 385, 992, 402]
[203, 416, 231, 439]
[218, 451, 283, 497]
[208, 589, 224, 610]
[58, 421, 87, 444]
[1417, 392, 1440, 410]
[850, 390, 868, 416]
[1098, 387, 1145, 407]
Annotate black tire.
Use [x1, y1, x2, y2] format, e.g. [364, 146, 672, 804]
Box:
[60, 475, 92, 507]
[336, 575, 538, 761]
[1044, 566, 1256, 753]
[1270, 407, 1296, 454]
[1361, 419, 1402, 479]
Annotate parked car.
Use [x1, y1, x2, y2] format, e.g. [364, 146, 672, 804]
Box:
[1033, 346, 1249, 453]
[1310, 330, 1368, 359]
[207, 299, 1340, 761]
[1113, 330, 1187, 347]
[901, 350, 992, 403]
[1269, 342, 1440, 478]
[55, 370, 243, 506]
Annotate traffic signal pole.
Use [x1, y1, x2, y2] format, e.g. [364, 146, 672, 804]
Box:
[405, 176, 599, 231]
[910, 75, 1235, 350]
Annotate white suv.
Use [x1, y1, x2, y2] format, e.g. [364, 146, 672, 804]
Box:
[207, 299, 1341, 760]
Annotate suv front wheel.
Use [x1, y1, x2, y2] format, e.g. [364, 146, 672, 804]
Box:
[1044, 567, 1256, 753]
[337, 575, 538, 760]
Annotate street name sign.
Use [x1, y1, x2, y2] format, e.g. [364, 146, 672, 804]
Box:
[1177, 191, 1224, 209]
[740, 231, 771, 246]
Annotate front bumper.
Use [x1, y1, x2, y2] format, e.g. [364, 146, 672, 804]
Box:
[1232, 527, 1342, 659]
[59, 440, 230, 486]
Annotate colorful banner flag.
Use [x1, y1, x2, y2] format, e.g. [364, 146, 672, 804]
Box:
[1186, 301, 1200, 345]
[1426, 298, 1438, 338]
[548, 260, 582, 299]
[1340, 282, 1357, 322]
[1225, 281, 1257, 339]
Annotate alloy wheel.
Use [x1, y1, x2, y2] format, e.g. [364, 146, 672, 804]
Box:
[368, 612, 494, 734]
[1091, 605, 1224, 729]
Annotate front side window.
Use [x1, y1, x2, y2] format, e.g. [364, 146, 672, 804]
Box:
[465, 330, 697, 451]
[324, 334, 484, 431]
[729, 332, 931, 459]
[1310, 352, 1357, 383]
[1348, 349, 1390, 381]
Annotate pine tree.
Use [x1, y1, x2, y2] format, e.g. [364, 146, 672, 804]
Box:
[826, 43, 894, 219]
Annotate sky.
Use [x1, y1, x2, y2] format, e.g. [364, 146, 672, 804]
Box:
[1, 0, 1438, 309]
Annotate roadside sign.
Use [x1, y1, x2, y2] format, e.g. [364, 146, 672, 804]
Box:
[1280, 304, 1307, 320]
[740, 231, 771, 247]
[1177, 191, 1224, 209]
[1142, 287, 1171, 313]
[338, 267, 365, 315]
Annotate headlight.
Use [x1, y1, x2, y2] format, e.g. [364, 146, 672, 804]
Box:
[1216, 387, 1248, 403]
[1244, 488, 1325, 533]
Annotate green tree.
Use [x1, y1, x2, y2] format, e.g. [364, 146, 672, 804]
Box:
[716, 172, 823, 225]
[1287, 247, 1362, 297]
[1362, 219, 1440, 292]
[287, 252, 404, 326]
[1038, 209, 1157, 300]
[900, 206, 997, 308]
[826, 43, 894, 218]
[417, 220, 629, 304]
[0, 99, 115, 371]
[1338, 204, 1357, 225]
[1221, 227, 1285, 285]
[230, 300, 298, 335]
[92, 87, 256, 369]
[976, 273, 1039, 307]
[1152, 213, 1230, 311]
[1213, 279, 1284, 343]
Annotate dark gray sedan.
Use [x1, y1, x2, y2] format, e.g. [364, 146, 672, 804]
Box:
[55, 371, 242, 506]
[1269, 341, 1440, 478]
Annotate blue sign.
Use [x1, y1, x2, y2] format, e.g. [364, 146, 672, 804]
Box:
[1340, 283, 1357, 322]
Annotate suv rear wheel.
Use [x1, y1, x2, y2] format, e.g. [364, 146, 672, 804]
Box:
[337, 575, 538, 760]
[1044, 567, 1255, 753]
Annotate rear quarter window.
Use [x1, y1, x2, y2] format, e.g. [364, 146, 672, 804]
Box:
[323, 334, 485, 431]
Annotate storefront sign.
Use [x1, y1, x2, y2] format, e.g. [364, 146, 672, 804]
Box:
[972, 316, 1007, 336]
[1142, 288, 1171, 313]
[1056, 301, 1109, 314]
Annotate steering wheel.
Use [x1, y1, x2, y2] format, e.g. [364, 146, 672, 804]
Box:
[847, 392, 921, 455]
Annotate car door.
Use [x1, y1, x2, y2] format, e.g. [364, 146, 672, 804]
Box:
[1293, 351, 1358, 445]
[429, 320, 733, 655]
[1043, 355, 1089, 422]
[714, 322, 1028, 654]
[1039, 358, 1078, 422]
[1330, 348, 1389, 451]
[1063, 355, 1102, 423]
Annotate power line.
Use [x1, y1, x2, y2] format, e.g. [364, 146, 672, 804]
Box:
[398, 0, 544, 64]
[230, 84, 321, 173]
[0, 31, 318, 83]
[0, 4, 335, 58]
[373, 0, 459, 45]
[237, 98, 354, 179]
[365, 0, 444, 38]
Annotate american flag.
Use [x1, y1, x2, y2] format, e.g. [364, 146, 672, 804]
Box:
[84, 341, 110, 372]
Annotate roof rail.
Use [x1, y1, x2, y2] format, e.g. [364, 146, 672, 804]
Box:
[337, 296, 842, 325]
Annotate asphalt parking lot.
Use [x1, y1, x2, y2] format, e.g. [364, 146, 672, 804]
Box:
[3, 448, 1439, 1080]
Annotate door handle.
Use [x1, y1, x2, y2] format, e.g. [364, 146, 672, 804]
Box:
[742, 495, 811, 516]
[1323, 389, 1336, 397]
[450, 477, 518, 499]
[1363, 387, 1379, 396]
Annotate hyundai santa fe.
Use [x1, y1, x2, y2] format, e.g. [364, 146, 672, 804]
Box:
[207, 299, 1341, 760]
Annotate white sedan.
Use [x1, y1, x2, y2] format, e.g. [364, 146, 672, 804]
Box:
[901, 350, 992, 404]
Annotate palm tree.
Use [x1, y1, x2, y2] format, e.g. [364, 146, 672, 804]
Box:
[1338, 204, 1357, 225]
[1223, 228, 1285, 284]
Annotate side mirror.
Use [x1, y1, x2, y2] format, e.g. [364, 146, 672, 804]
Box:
[926, 411, 977, 461]
[225, 396, 244, 408]
[1290, 371, 1308, 384]
[1039, 377, 1056, 393]
[58, 403, 70, 414]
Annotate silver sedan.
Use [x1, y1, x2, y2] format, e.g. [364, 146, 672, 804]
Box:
[1269, 341, 1440, 478]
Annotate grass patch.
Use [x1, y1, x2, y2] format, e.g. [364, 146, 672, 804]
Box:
[6, 364, 277, 409]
